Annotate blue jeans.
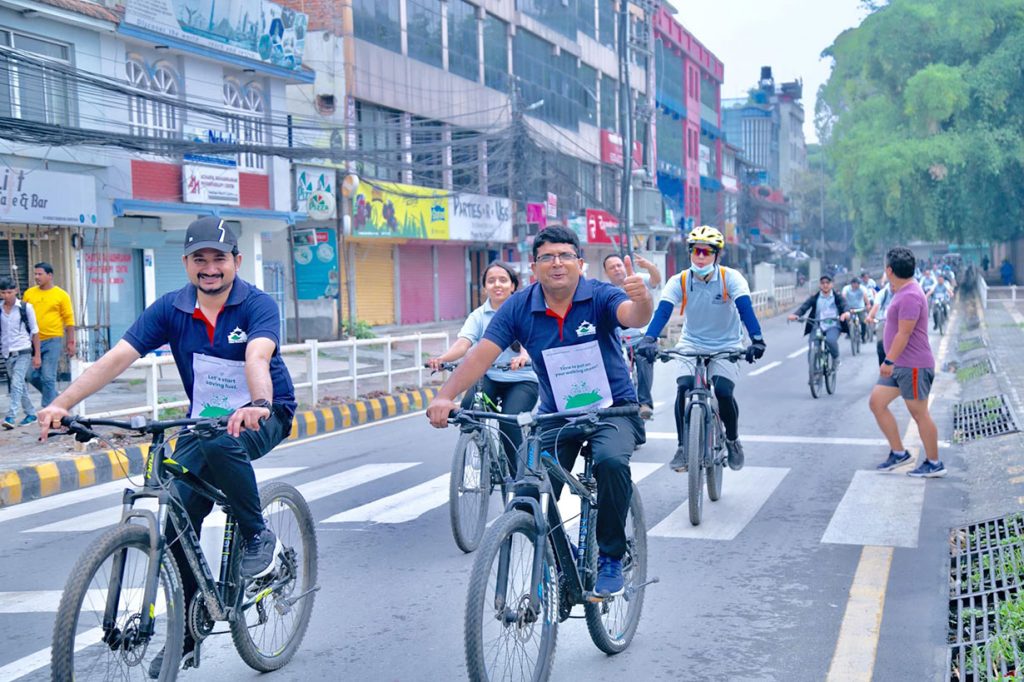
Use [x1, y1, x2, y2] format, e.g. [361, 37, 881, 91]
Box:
[5, 352, 36, 421]
[29, 338, 61, 407]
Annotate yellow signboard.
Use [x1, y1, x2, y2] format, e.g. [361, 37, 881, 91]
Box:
[351, 181, 449, 239]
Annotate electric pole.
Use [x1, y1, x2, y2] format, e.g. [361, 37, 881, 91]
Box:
[510, 82, 529, 280]
[617, 0, 635, 260]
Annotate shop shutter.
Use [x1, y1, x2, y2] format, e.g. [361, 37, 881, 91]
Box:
[437, 245, 467, 321]
[353, 242, 395, 325]
[153, 241, 184, 298]
[398, 243, 435, 324]
[0, 239, 29, 290]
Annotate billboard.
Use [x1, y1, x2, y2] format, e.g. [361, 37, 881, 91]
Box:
[351, 181, 448, 239]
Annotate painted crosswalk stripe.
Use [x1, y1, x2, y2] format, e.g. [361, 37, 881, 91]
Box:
[821, 471, 925, 548]
[0, 588, 149, 614]
[23, 467, 305, 533]
[748, 360, 781, 376]
[649, 466, 790, 540]
[0, 478, 163, 526]
[321, 474, 450, 524]
[558, 462, 663, 535]
[788, 346, 809, 359]
[644, 433, 951, 448]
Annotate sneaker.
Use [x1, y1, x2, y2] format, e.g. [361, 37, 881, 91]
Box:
[19, 415, 37, 427]
[148, 637, 195, 679]
[725, 438, 745, 471]
[907, 459, 948, 478]
[669, 445, 688, 472]
[594, 554, 624, 596]
[1, 418, 13, 430]
[639, 404, 654, 420]
[241, 528, 282, 579]
[875, 450, 912, 471]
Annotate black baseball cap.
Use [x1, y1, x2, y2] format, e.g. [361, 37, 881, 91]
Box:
[819, 274, 833, 282]
[184, 217, 238, 255]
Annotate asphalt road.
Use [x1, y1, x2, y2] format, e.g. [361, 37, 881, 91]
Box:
[0, 312, 964, 681]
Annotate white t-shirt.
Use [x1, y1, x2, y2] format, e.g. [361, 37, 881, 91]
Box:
[458, 299, 538, 384]
[0, 301, 38, 357]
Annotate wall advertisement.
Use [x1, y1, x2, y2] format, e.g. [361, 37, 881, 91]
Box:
[449, 193, 512, 242]
[0, 167, 99, 227]
[123, 0, 307, 70]
[183, 163, 240, 205]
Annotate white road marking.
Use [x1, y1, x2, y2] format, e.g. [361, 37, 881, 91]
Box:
[0, 478, 143, 526]
[645, 433, 951, 448]
[748, 360, 782, 376]
[649, 466, 790, 540]
[558, 462, 663, 536]
[0, 588, 149, 614]
[23, 467, 304, 533]
[788, 346, 809, 359]
[821, 472, 926, 548]
[321, 474, 450, 524]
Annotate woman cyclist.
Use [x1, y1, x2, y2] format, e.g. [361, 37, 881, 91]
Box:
[428, 261, 538, 470]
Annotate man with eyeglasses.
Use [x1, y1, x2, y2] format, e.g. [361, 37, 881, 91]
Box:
[636, 225, 766, 472]
[426, 225, 653, 598]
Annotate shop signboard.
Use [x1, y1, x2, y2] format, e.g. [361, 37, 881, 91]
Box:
[0, 167, 99, 227]
[183, 163, 240, 205]
[450, 193, 512, 242]
[599, 130, 642, 169]
[123, 0, 307, 70]
[295, 165, 336, 219]
[292, 227, 339, 299]
[351, 181, 448, 239]
[585, 208, 618, 244]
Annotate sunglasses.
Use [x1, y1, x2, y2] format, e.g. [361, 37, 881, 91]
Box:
[690, 246, 716, 258]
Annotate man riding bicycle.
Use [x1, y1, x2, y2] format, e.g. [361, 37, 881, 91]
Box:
[841, 278, 871, 342]
[925, 272, 954, 330]
[426, 225, 653, 597]
[636, 225, 765, 472]
[788, 275, 851, 366]
[37, 217, 296, 675]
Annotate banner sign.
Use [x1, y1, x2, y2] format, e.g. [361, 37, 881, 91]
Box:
[295, 165, 336, 219]
[526, 202, 546, 230]
[123, 0, 307, 70]
[0, 167, 98, 226]
[292, 227, 339, 299]
[585, 208, 619, 244]
[600, 130, 642, 169]
[183, 163, 240, 205]
[352, 181, 448, 239]
[449, 193, 512, 242]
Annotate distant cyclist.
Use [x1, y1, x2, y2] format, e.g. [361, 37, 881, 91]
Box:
[867, 281, 895, 365]
[925, 273, 954, 330]
[860, 269, 878, 292]
[788, 275, 851, 366]
[637, 225, 765, 472]
[841, 278, 870, 342]
[428, 261, 538, 471]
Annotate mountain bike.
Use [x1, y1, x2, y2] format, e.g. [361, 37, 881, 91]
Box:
[657, 348, 746, 526]
[933, 297, 950, 335]
[454, 405, 656, 681]
[433, 361, 529, 553]
[795, 317, 838, 399]
[848, 308, 864, 355]
[50, 415, 319, 680]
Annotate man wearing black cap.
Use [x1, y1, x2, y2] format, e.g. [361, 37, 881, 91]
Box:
[789, 274, 851, 366]
[37, 216, 296, 675]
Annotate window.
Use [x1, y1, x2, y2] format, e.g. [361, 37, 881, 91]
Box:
[407, 0, 442, 68]
[451, 129, 479, 191]
[513, 31, 579, 130]
[656, 109, 682, 172]
[223, 79, 265, 172]
[580, 64, 597, 126]
[410, 117, 444, 189]
[448, 0, 479, 82]
[655, 41, 684, 113]
[126, 57, 180, 139]
[517, 0, 575, 40]
[353, 0, 401, 53]
[700, 73, 718, 123]
[483, 13, 509, 92]
[601, 167, 618, 212]
[486, 137, 508, 198]
[600, 74, 617, 132]
[577, 0, 596, 39]
[598, 0, 616, 49]
[0, 31, 72, 126]
[356, 101, 403, 182]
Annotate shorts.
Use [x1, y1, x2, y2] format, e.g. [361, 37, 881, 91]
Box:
[674, 343, 742, 383]
[877, 366, 934, 401]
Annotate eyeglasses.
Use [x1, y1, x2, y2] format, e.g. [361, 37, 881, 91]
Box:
[535, 252, 579, 264]
[690, 246, 716, 258]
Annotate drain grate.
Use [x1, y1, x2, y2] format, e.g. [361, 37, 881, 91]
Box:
[951, 514, 1024, 598]
[959, 337, 987, 353]
[956, 360, 994, 383]
[948, 589, 1022, 681]
[953, 395, 1019, 443]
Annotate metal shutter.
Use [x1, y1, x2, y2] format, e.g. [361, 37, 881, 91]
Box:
[437, 245, 467, 321]
[353, 242, 395, 325]
[398, 243, 435, 324]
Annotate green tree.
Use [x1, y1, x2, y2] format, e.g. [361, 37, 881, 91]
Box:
[819, 0, 1024, 253]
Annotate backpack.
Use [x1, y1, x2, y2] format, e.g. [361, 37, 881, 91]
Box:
[678, 266, 729, 317]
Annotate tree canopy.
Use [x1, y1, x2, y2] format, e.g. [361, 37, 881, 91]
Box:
[818, 0, 1024, 253]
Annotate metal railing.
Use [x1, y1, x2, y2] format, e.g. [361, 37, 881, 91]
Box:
[984, 284, 1017, 307]
[978, 274, 990, 309]
[70, 332, 450, 419]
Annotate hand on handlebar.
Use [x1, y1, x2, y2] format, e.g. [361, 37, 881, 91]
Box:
[635, 336, 659, 362]
[745, 338, 766, 364]
[427, 396, 459, 429]
[226, 405, 270, 438]
[787, 313, 799, 321]
[508, 356, 530, 371]
[37, 405, 71, 442]
[426, 357, 446, 372]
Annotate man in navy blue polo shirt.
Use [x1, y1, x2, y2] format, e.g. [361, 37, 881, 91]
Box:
[38, 216, 295, 674]
[427, 226, 653, 597]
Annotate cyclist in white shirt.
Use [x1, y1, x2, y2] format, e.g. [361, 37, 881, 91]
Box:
[636, 226, 765, 472]
[925, 273, 954, 331]
[841, 278, 870, 343]
[867, 282, 894, 365]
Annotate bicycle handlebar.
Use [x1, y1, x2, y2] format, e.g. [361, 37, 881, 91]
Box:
[55, 415, 230, 443]
[655, 348, 745, 363]
[448, 404, 638, 428]
[426, 360, 532, 374]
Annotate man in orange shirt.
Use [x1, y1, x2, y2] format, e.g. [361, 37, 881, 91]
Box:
[23, 262, 75, 407]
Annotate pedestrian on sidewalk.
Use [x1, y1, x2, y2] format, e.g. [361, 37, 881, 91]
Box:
[604, 252, 661, 419]
[866, 281, 894, 366]
[871, 246, 946, 478]
[0, 276, 40, 429]
[23, 262, 75, 407]
[1001, 258, 1015, 286]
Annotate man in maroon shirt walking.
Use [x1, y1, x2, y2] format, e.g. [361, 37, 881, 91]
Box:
[870, 246, 947, 477]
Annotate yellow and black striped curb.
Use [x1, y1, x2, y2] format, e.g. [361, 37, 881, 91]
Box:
[0, 387, 439, 508]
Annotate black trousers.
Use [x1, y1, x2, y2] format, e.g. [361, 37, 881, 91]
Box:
[634, 354, 654, 407]
[675, 376, 739, 441]
[537, 412, 645, 559]
[461, 377, 538, 472]
[166, 407, 290, 617]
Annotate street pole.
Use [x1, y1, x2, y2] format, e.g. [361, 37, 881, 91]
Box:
[618, 0, 634, 260]
[819, 156, 826, 266]
[510, 83, 529, 280]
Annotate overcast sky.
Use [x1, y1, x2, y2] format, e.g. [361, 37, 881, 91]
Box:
[666, 0, 870, 143]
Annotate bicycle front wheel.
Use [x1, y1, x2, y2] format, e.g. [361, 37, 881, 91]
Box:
[809, 348, 823, 399]
[850, 326, 860, 355]
[51, 523, 184, 681]
[706, 418, 724, 502]
[449, 430, 492, 553]
[825, 354, 838, 395]
[686, 404, 706, 526]
[585, 483, 648, 654]
[465, 510, 559, 682]
[230, 481, 318, 672]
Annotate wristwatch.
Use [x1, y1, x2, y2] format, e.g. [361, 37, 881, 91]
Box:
[248, 399, 273, 410]
[882, 359, 894, 366]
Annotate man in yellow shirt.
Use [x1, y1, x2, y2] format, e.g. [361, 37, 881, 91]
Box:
[23, 262, 75, 407]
